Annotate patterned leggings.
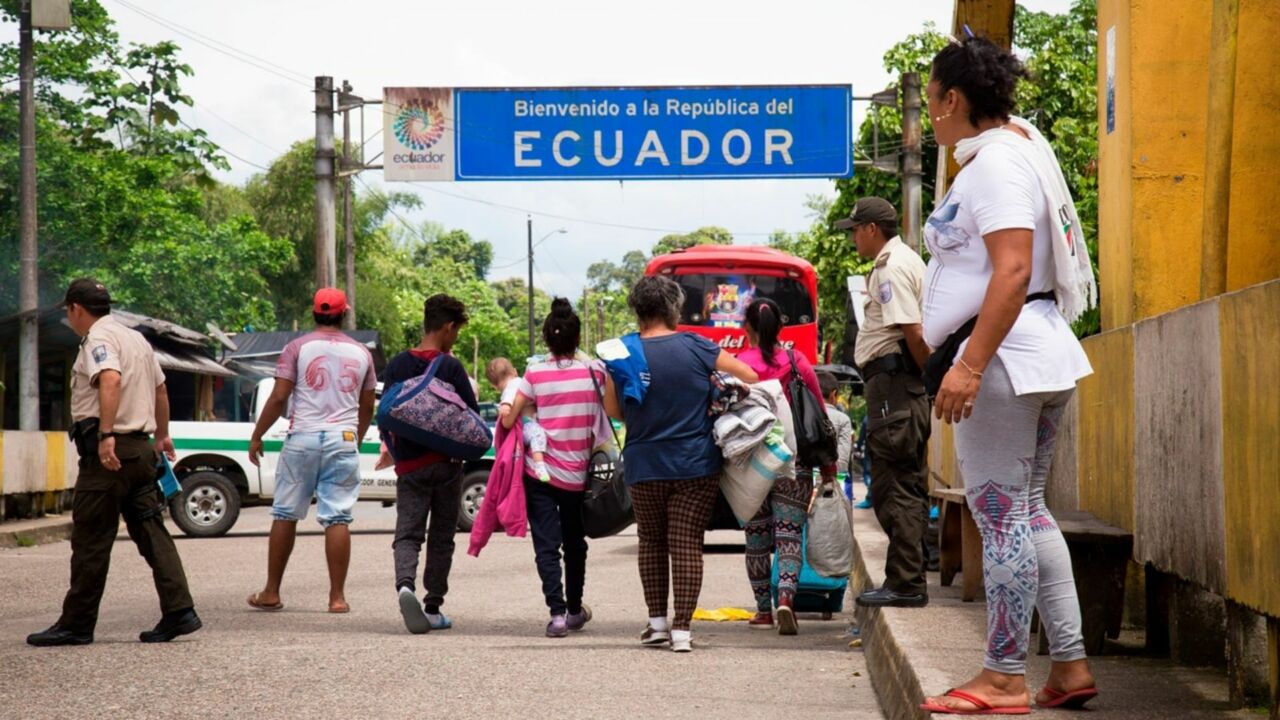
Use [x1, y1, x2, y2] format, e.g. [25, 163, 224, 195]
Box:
[955, 356, 1087, 675]
[630, 476, 721, 631]
[744, 473, 813, 611]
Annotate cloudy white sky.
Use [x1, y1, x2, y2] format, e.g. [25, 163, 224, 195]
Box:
[24, 0, 1072, 300]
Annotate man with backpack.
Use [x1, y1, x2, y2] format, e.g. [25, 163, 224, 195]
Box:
[383, 294, 480, 634]
[246, 288, 377, 615]
[836, 197, 932, 609]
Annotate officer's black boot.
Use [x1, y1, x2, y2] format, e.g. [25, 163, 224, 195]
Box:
[27, 624, 94, 647]
[139, 608, 202, 643]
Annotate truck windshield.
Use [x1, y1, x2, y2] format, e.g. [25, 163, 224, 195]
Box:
[675, 273, 815, 329]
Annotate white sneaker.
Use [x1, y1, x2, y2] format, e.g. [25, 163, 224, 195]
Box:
[640, 624, 670, 646]
[670, 630, 692, 653]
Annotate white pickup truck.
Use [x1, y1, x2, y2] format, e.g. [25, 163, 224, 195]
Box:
[167, 378, 497, 537]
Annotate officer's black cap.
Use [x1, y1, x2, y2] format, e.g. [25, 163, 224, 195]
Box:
[833, 197, 898, 230]
[61, 278, 114, 311]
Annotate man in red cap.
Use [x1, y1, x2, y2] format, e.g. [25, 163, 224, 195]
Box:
[245, 288, 377, 614]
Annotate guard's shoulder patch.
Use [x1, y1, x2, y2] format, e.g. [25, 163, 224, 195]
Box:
[878, 281, 893, 304]
[91, 345, 108, 364]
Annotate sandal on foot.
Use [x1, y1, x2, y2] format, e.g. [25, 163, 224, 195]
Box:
[247, 593, 284, 612]
[920, 689, 1031, 715]
[1036, 686, 1098, 709]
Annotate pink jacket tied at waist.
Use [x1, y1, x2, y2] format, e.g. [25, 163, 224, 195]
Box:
[468, 421, 527, 556]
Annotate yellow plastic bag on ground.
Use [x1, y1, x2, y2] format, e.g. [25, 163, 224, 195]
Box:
[692, 607, 756, 622]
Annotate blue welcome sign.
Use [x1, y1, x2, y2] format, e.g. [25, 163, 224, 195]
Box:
[383, 85, 852, 182]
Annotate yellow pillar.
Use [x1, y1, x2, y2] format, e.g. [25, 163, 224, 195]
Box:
[1097, 0, 1214, 328]
[1225, 0, 1280, 292]
[1199, 0, 1239, 300]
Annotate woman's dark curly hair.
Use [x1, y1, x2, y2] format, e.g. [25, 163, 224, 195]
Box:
[930, 36, 1029, 126]
[542, 297, 581, 358]
[628, 276, 684, 330]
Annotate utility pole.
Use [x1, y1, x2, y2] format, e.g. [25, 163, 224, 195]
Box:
[314, 76, 336, 289]
[901, 72, 923, 254]
[17, 0, 38, 431]
[581, 287, 590, 349]
[340, 80, 356, 329]
[526, 216, 535, 358]
[596, 297, 605, 345]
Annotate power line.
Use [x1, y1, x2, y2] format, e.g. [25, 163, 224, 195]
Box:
[106, 0, 312, 88]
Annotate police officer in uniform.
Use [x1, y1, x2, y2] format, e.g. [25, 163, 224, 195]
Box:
[835, 198, 933, 608]
[27, 279, 201, 646]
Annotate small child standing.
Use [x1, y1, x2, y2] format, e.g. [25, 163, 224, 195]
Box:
[486, 358, 551, 483]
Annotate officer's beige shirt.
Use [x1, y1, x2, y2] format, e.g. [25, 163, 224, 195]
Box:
[71, 315, 166, 433]
[854, 236, 927, 368]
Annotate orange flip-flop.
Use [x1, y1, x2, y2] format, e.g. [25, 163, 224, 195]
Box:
[1037, 686, 1098, 709]
[920, 689, 1031, 715]
[246, 592, 284, 612]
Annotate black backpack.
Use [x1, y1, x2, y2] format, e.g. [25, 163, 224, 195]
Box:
[786, 350, 839, 468]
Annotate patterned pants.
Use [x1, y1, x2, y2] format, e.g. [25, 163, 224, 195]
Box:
[955, 356, 1087, 675]
[630, 476, 720, 631]
[744, 472, 813, 612]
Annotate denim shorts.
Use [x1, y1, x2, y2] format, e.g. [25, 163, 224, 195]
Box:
[271, 430, 361, 527]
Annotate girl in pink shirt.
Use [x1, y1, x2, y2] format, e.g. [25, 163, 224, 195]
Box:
[735, 298, 835, 636]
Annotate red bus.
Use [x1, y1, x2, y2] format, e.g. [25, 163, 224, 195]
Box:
[645, 245, 820, 364]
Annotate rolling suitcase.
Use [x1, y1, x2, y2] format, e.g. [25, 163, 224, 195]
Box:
[770, 522, 848, 619]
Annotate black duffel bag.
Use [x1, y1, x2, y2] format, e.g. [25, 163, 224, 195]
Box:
[583, 369, 634, 539]
[787, 350, 839, 468]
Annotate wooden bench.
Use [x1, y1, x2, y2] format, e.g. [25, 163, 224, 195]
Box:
[931, 486, 983, 602]
[1034, 510, 1133, 656]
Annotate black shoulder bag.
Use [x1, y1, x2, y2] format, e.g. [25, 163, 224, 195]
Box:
[582, 367, 634, 539]
[786, 350, 839, 468]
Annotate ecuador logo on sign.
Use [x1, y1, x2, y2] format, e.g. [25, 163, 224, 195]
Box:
[383, 85, 852, 182]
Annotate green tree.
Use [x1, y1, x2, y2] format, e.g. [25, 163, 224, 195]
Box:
[651, 225, 733, 256]
[411, 227, 493, 280]
[0, 0, 289, 332]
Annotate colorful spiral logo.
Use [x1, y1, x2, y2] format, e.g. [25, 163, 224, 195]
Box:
[393, 99, 446, 151]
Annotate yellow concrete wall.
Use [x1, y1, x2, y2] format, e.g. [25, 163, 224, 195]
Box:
[1, 431, 79, 499]
[1225, 0, 1280, 293]
[1076, 328, 1135, 532]
[1219, 281, 1280, 618]
[1097, 0, 1133, 330]
[1129, 1, 1213, 320]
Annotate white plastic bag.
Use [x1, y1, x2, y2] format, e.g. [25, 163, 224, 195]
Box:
[806, 480, 854, 577]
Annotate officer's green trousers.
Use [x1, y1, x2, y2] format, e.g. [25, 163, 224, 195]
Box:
[865, 370, 932, 595]
[58, 435, 193, 633]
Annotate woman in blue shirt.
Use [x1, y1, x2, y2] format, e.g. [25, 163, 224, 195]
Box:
[603, 276, 757, 653]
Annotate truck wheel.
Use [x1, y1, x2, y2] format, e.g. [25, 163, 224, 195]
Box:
[457, 470, 488, 532]
[171, 471, 241, 538]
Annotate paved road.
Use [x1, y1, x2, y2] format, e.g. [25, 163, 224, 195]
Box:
[0, 506, 880, 720]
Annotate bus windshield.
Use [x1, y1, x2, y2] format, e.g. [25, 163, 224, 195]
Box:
[675, 273, 816, 329]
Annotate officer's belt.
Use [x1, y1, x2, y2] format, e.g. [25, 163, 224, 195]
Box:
[860, 353, 918, 383]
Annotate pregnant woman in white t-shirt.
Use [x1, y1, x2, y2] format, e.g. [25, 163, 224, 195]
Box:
[919, 36, 1099, 715]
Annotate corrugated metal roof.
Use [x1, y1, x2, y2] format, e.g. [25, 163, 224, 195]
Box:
[153, 347, 236, 377]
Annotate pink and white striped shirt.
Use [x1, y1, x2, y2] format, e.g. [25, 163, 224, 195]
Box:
[518, 358, 607, 491]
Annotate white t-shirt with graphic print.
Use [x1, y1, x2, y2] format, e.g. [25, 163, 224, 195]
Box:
[922, 140, 1092, 395]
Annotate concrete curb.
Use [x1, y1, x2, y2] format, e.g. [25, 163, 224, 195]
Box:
[852, 532, 930, 720]
[0, 516, 74, 548]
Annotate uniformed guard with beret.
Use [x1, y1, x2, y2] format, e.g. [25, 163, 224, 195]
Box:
[27, 279, 201, 646]
[835, 198, 933, 609]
